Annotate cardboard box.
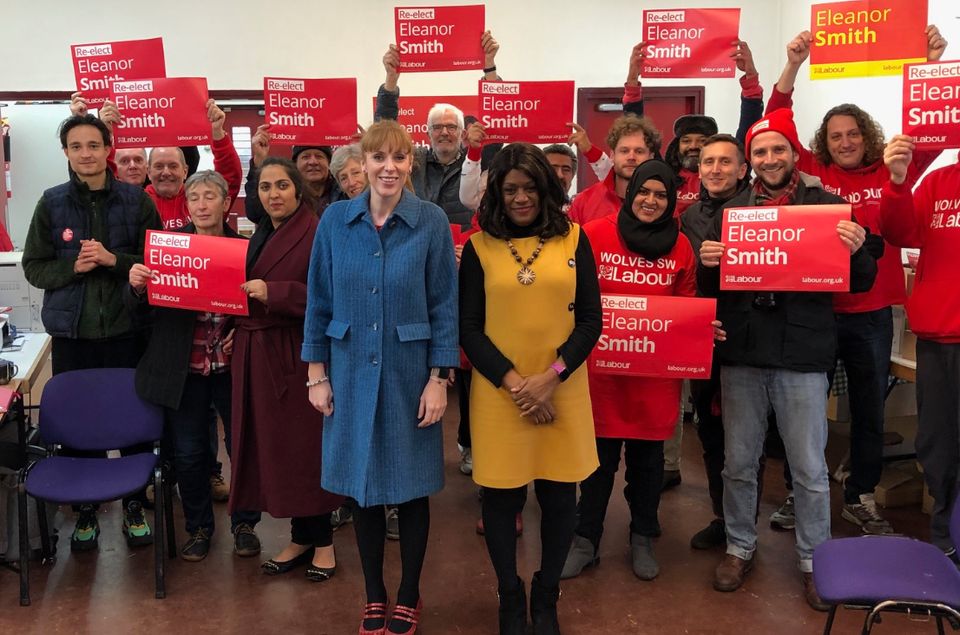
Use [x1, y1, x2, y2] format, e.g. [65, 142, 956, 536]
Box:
[827, 393, 850, 422]
[891, 305, 906, 356]
[901, 330, 917, 362]
[874, 460, 924, 508]
[923, 482, 934, 515]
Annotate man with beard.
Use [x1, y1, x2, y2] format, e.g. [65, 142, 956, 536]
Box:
[760, 25, 947, 536]
[567, 115, 662, 226]
[697, 109, 877, 610]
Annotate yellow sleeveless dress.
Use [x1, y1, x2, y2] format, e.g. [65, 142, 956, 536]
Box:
[469, 228, 599, 489]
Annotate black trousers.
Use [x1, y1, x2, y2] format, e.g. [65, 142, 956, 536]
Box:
[291, 514, 333, 548]
[575, 438, 663, 549]
[915, 339, 960, 552]
[482, 480, 576, 592]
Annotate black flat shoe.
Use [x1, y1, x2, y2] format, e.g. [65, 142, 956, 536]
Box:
[305, 563, 337, 582]
[260, 547, 314, 575]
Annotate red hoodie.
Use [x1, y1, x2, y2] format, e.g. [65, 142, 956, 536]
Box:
[879, 157, 960, 343]
[144, 135, 243, 230]
[767, 87, 939, 313]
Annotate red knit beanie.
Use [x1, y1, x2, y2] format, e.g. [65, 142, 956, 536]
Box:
[745, 109, 801, 155]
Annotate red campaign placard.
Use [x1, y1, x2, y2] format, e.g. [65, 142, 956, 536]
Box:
[395, 5, 485, 72]
[145, 231, 248, 316]
[478, 80, 573, 144]
[110, 77, 210, 149]
[264, 77, 357, 145]
[902, 60, 960, 151]
[641, 8, 740, 78]
[720, 204, 851, 292]
[808, 0, 927, 79]
[591, 294, 716, 379]
[71, 37, 166, 108]
[371, 95, 477, 147]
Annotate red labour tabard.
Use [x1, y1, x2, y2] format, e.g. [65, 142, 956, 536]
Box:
[591, 294, 716, 379]
[264, 77, 358, 145]
[110, 77, 210, 149]
[478, 80, 574, 144]
[720, 204, 851, 291]
[145, 231, 249, 316]
[71, 37, 166, 108]
[395, 5, 485, 72]
[641, 8, 740, 78]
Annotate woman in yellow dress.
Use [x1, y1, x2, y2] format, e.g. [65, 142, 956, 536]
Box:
[459, 143, 602, 635]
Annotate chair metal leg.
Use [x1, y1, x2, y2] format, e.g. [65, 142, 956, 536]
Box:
[164, 469, 176, 558]
[822, 605, 837, 635]
[17, 481, 30, 606]
[862, 606, 877, 635]
[153, 467, 165, 599]
[36, 499, 52, 560]
[937, 615, 946, 635]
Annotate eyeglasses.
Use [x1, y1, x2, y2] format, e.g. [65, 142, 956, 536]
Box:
[430, 124, 460, 133]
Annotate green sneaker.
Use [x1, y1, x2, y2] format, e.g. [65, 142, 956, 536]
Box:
[70, 506, 100, 552]
[123, 501, 154, 547]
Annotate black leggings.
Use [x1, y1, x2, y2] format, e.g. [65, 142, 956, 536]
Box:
[482, 480, 576, 592]
[353, 497, 430, 607]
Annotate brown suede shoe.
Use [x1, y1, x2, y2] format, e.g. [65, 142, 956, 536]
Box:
[802, 572, 830, 611]
[713, 553, 754, 592]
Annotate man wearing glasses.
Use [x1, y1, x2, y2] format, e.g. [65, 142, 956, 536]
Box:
[375, 31, 501, 226]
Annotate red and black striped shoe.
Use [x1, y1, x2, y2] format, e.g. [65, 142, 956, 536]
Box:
[358, 602, 388, 635]
[387, 599, 422, 634]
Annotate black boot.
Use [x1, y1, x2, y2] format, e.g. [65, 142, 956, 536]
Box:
[530, 571, 561, 635]
[498, 577, 527, 635]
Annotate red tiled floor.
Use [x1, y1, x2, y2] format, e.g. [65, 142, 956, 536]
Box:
[0, 407, 942, 634]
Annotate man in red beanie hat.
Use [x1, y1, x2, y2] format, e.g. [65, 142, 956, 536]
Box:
[697, 108, 878, 610]
[762, 25, 948, 537]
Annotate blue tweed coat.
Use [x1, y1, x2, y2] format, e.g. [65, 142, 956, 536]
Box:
[302, 189, 459, 507]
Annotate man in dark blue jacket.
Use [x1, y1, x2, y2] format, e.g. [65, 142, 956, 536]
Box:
[697, 110, 877, 611]
[23, 114, 161, 553]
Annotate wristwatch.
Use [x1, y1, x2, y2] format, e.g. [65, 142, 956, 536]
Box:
[550, 361, 570, 382]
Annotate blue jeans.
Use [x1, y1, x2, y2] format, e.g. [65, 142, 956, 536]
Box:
[166, 372, 260, 534]
[721, 366, 831, 570]
[780, 308, 892, 502]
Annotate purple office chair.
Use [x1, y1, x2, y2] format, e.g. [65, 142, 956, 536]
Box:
[813, 499, 960, 634]
[17, 368, 176, 605]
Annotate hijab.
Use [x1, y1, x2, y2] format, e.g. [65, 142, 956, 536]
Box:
[617, 159, 680, 259]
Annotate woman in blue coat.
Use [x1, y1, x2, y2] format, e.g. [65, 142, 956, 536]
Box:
[303, 120, 458, 635]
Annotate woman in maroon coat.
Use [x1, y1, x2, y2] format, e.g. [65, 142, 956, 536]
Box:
[230, 157, 343, 581]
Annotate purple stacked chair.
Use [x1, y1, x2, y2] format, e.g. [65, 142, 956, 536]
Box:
[17, 368, 175, 605]
[813, 499, 960, 634]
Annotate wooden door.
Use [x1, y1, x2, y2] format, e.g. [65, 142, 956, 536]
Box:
[575, 86, 704, 193]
